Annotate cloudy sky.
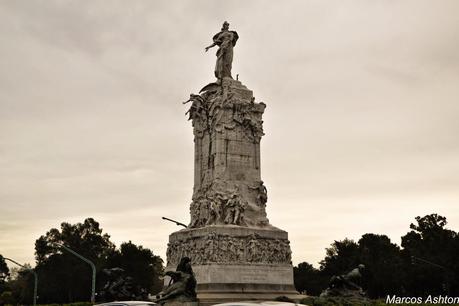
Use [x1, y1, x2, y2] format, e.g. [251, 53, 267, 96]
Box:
[1, 0, 459, 268]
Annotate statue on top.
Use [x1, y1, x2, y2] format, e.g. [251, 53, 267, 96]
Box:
[205, 21, 239, 80]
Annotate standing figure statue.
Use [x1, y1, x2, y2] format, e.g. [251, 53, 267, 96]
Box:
[205, 21, 239, 80]
[249, 180, 268, 207]
[206, 199, 221, 225]
[224, 193, 246, 225]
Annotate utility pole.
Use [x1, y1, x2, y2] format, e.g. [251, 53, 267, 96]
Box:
[54, 243, 96, 303]
[4, 257, 38, 306]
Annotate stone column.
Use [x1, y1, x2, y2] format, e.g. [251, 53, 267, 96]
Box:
[167, 78, 303, 305]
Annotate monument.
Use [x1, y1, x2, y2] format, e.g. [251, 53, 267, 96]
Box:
[165, 22, 303, 305]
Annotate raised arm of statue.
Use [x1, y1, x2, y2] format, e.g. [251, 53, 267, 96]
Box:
[205, 42, 217, 52]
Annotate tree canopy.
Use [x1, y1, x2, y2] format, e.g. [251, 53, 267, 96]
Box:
[3, 218, 164, 304]
[106, 241, 164, 294]
[294, 213, 459, 298]
[0, 255, 10, 296]
[0, 255, 9, 283]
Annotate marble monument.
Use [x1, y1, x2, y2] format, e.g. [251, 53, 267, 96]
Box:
[165, 22, 302, 305]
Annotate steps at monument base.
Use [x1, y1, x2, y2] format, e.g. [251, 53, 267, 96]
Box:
[197, 291, 307, 306]
[197, 283, 306, 305]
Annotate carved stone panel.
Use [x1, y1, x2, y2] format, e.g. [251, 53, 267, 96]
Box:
[167, 231, 292, 267]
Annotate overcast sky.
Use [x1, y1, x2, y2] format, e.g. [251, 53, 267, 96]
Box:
[1, 0, 459, 269]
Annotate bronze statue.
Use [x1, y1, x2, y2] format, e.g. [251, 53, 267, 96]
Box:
[320, 264, 366, 298]
[205, 21, 239, 80]
[155, 257, 197, 305]
[99, 268, 147, 301]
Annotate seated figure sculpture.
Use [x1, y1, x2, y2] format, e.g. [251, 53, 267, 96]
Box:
[320, 264, 366, 298]
[154, 257, 197, 305]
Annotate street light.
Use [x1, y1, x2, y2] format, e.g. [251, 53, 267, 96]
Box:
[53, 243, 96, 303]
[4, 257, 38, 306]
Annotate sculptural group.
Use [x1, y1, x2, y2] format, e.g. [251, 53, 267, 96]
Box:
[98, 268, 148, 301]
[320, 264, 367, 298]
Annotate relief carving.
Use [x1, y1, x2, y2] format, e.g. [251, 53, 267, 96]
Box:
[184, 82, 265, 143]
[166, 233, 292, 267]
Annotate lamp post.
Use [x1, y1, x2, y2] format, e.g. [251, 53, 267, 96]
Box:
[54, 243, 96, 303]
[4, 257, 38, 306]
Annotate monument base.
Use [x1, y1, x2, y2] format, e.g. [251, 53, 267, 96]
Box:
[166, 225, 305, 305]
[197, 293, 306, 306]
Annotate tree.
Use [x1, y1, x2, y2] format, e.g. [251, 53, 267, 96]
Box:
[293, 262, 327, 296]
[0, 255, 9, 296]
[357, 234, 403, 298]
[0, 255, 9, 285]
[106, 241, 164, 295]
[319, 238, 360, 278]
[401, 214, 459, 296]
[0, 291, 15, 305]
[0, 255, 9, 283]
[14, 265, 34, 305]
[34, 218, 116, 303]
[35, 218, 115, 265]
[32, 218, 165, 303]
[2, 264, 34, 305]
[296, 214, 459, 298]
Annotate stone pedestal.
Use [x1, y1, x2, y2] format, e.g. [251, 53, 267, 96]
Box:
[166, 226, 301, 305]
[166, 78, 304, 304]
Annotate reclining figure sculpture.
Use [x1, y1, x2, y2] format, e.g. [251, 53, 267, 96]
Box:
[154, 257, 197, 305]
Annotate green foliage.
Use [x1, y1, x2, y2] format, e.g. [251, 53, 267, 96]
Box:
[18, 218, 165, 304]
[65, 302, 93, 306]
[34, 218, 115, 303]
[319, 238, 360, 277]
[401, 213, 459, 296]
[35, 218, 115, 265]
[0, 254, 9, 295]
[0, 255, 9, 282]
[294, 262, 327, 295]
[294, 213, 459, 299]
[3, 264, 35, 305]
[357, 234, 403, 297]
[106, 240, 164, 294]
